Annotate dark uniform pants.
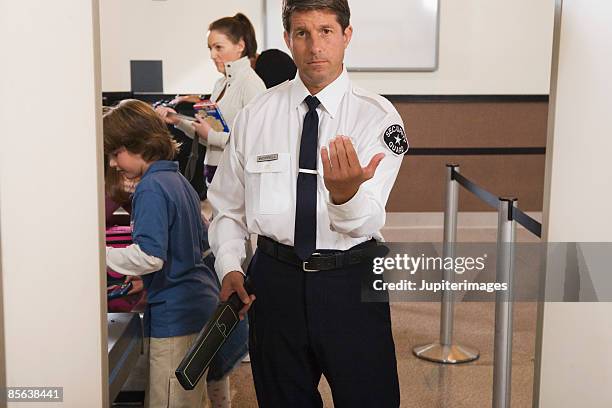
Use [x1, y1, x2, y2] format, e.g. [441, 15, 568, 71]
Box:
[247, 248, 400, 408]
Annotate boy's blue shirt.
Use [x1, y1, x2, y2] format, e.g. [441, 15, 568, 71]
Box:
[131, 160, 218, 338]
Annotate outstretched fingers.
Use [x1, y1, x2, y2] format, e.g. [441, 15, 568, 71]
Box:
[363, 153, 385, 180]
[321, 147, 333, 177]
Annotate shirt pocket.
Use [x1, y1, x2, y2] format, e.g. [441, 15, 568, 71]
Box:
[245, 153, 292, 214]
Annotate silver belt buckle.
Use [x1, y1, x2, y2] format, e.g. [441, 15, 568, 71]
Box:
[302, 253, 321, 272]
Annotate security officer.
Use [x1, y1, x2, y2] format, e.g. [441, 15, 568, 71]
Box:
[208, 0, 407, 406]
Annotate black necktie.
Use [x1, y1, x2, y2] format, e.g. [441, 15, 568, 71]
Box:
[294, 96, 320, 260]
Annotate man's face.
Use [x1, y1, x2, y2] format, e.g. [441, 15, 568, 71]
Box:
[284, 9, 352, 94]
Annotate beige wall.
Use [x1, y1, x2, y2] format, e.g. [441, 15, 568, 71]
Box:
[99, 0, 555, 95]
[0, 1, 107, 407]
[537, 0, 612, 406]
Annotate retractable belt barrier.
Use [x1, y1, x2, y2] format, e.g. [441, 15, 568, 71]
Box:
[413, 164, 542, 408]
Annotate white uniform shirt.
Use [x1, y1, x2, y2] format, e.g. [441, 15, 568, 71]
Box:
[175, 56, 266, 166]
[208, 68, 408, 280]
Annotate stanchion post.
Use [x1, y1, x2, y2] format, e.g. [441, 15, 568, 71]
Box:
[492, 198, 517, 408]
[413, 164, 479, 363]
[440, 164, 459, 345]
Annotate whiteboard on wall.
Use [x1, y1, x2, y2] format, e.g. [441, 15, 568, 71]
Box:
[263, 0, 439, 71]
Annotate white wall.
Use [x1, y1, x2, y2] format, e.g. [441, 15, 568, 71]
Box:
[99, 0, 555, 95]
[352, 0, 555, 94]
[537, 1, 612, 407]
[99, 0, 263, 93]
[0, 1, 107, 407]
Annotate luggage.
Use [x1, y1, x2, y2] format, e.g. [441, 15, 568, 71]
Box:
[106, 226, 146, 312]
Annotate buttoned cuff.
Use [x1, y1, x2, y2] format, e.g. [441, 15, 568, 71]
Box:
[216, 254, 245, 282]
[326, 186, 368, 220]
[207, 130, 229, 148]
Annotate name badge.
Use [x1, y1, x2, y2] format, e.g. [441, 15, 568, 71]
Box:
[257, 153, 278, 162]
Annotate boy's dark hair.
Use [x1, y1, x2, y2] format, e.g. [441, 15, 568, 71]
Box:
[282, 0, 351, 33]
[103, 99, 179, 162]
[209, 13, 258, 59]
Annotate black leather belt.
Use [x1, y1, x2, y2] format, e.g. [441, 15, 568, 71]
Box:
[257, 235, 387, 272]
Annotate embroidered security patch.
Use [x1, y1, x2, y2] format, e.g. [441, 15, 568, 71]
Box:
[382, 124, 408, 156]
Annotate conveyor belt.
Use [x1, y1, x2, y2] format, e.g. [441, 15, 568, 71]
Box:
[108, 313, 143, 404]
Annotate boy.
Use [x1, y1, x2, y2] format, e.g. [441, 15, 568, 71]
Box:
[104, 99, 217, 407]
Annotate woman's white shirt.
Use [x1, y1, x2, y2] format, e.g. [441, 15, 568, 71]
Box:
[175, 56, 266, 166]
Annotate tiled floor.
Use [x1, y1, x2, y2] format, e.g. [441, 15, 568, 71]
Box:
[228, 302, 537, 408]
[226, 213, 541, 407]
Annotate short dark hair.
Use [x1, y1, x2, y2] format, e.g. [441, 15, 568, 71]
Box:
[282, 0, 351, 33]
[255, 49, 297, 88]
[209, 13, 258, 59]
[103, 99, 179, 162]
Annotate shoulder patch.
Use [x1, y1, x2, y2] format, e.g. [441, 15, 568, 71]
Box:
[382, 124, 408, 156]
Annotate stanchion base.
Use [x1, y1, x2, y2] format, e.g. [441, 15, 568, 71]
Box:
[413, 343, 479, 364]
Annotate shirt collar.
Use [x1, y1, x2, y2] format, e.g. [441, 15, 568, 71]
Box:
[142, 160, 179, 178]
[290, 66, 349, 119]
[224, 56, 251, 82]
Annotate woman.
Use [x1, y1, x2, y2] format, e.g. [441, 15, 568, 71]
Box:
[157, 13, 266, 185]
[156, 14, 262, 407]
